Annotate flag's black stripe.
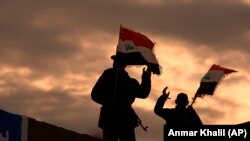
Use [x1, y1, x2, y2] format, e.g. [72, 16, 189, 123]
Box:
[195, 82, 218, 95]
[115, 52, 161, 75]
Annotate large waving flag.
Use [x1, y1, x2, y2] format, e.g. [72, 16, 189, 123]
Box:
[115, 25, 161, 75]
[195, 64, 237, 97]
[0, 109, 28, 141]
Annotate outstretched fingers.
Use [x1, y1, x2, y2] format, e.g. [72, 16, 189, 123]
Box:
[162, 86, 168, 95]
[162, 86, 171, 99]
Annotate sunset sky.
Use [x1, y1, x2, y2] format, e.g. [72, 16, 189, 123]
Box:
[0, 0, 250, 141]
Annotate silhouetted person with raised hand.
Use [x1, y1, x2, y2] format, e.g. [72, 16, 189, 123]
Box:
[91, 54, 152, 141]
[154, 87, 203, 141]
[154, 86, 203, 126]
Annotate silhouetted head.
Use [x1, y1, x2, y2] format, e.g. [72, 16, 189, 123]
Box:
[111, 54, 127, 69]
[175, 93, 189, 106]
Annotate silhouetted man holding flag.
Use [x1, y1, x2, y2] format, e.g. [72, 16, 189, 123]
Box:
[91, 25, 159, 141]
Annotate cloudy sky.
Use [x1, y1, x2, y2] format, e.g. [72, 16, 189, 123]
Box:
[1, 0, 250, 140]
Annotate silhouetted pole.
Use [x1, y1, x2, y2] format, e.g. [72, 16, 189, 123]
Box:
[190, 95, 198, 106]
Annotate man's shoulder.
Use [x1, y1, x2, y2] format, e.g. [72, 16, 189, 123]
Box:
[129, 78, 139, 85]
[102, 68, 115, 74]
[104, 68, 113, 72]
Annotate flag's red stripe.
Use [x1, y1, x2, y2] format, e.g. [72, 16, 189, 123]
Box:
[210, 64, 237, 74]
[119, 26, 154, 49]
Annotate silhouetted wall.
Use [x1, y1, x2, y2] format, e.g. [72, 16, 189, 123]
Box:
[28, 118, 102, 141]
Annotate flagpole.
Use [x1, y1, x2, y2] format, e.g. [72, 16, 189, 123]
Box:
[190, 95, 197, 106]
[114, 68, 119, 98]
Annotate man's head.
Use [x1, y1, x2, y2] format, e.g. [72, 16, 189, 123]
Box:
[175, 93, 189, 106]
[111, 55, 127, 69]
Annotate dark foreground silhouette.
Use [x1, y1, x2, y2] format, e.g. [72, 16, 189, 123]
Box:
[0, 108, 102, 141]
[91, 54, 152, 141]
[154, 86, 203, 126]
[28, 118, 102, 141]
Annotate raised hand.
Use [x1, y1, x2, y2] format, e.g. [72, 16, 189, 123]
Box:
[162, 86, 171, 99]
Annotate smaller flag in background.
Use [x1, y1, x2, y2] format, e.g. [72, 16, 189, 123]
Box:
[195, 64, 237, 97]
[0, 109, 28, 141]
[116, 25, 161, 75]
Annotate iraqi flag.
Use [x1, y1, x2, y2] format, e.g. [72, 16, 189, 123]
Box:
[0, 109, 28, 141]
[115, 25, 161, 75]
[195, 64, 237, 97]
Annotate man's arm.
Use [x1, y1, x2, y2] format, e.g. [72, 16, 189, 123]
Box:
[137, 67, 151, 98]
[154, 87, 170, 117]
[91, 70, 110, 105]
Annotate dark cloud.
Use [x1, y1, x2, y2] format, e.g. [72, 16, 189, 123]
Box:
[67, 0, 250, 52]
[1, 0, 249, 77]
[148, 1, 250, 48]
[1, 0, 249, 74]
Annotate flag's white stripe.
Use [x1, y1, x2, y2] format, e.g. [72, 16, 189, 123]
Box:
[138, 47, 158, 64]
[117, 40, 139, 53]
[21, 116, 28, 141]
[201, 70, 224, 82]
[117, 40, 158, 64]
